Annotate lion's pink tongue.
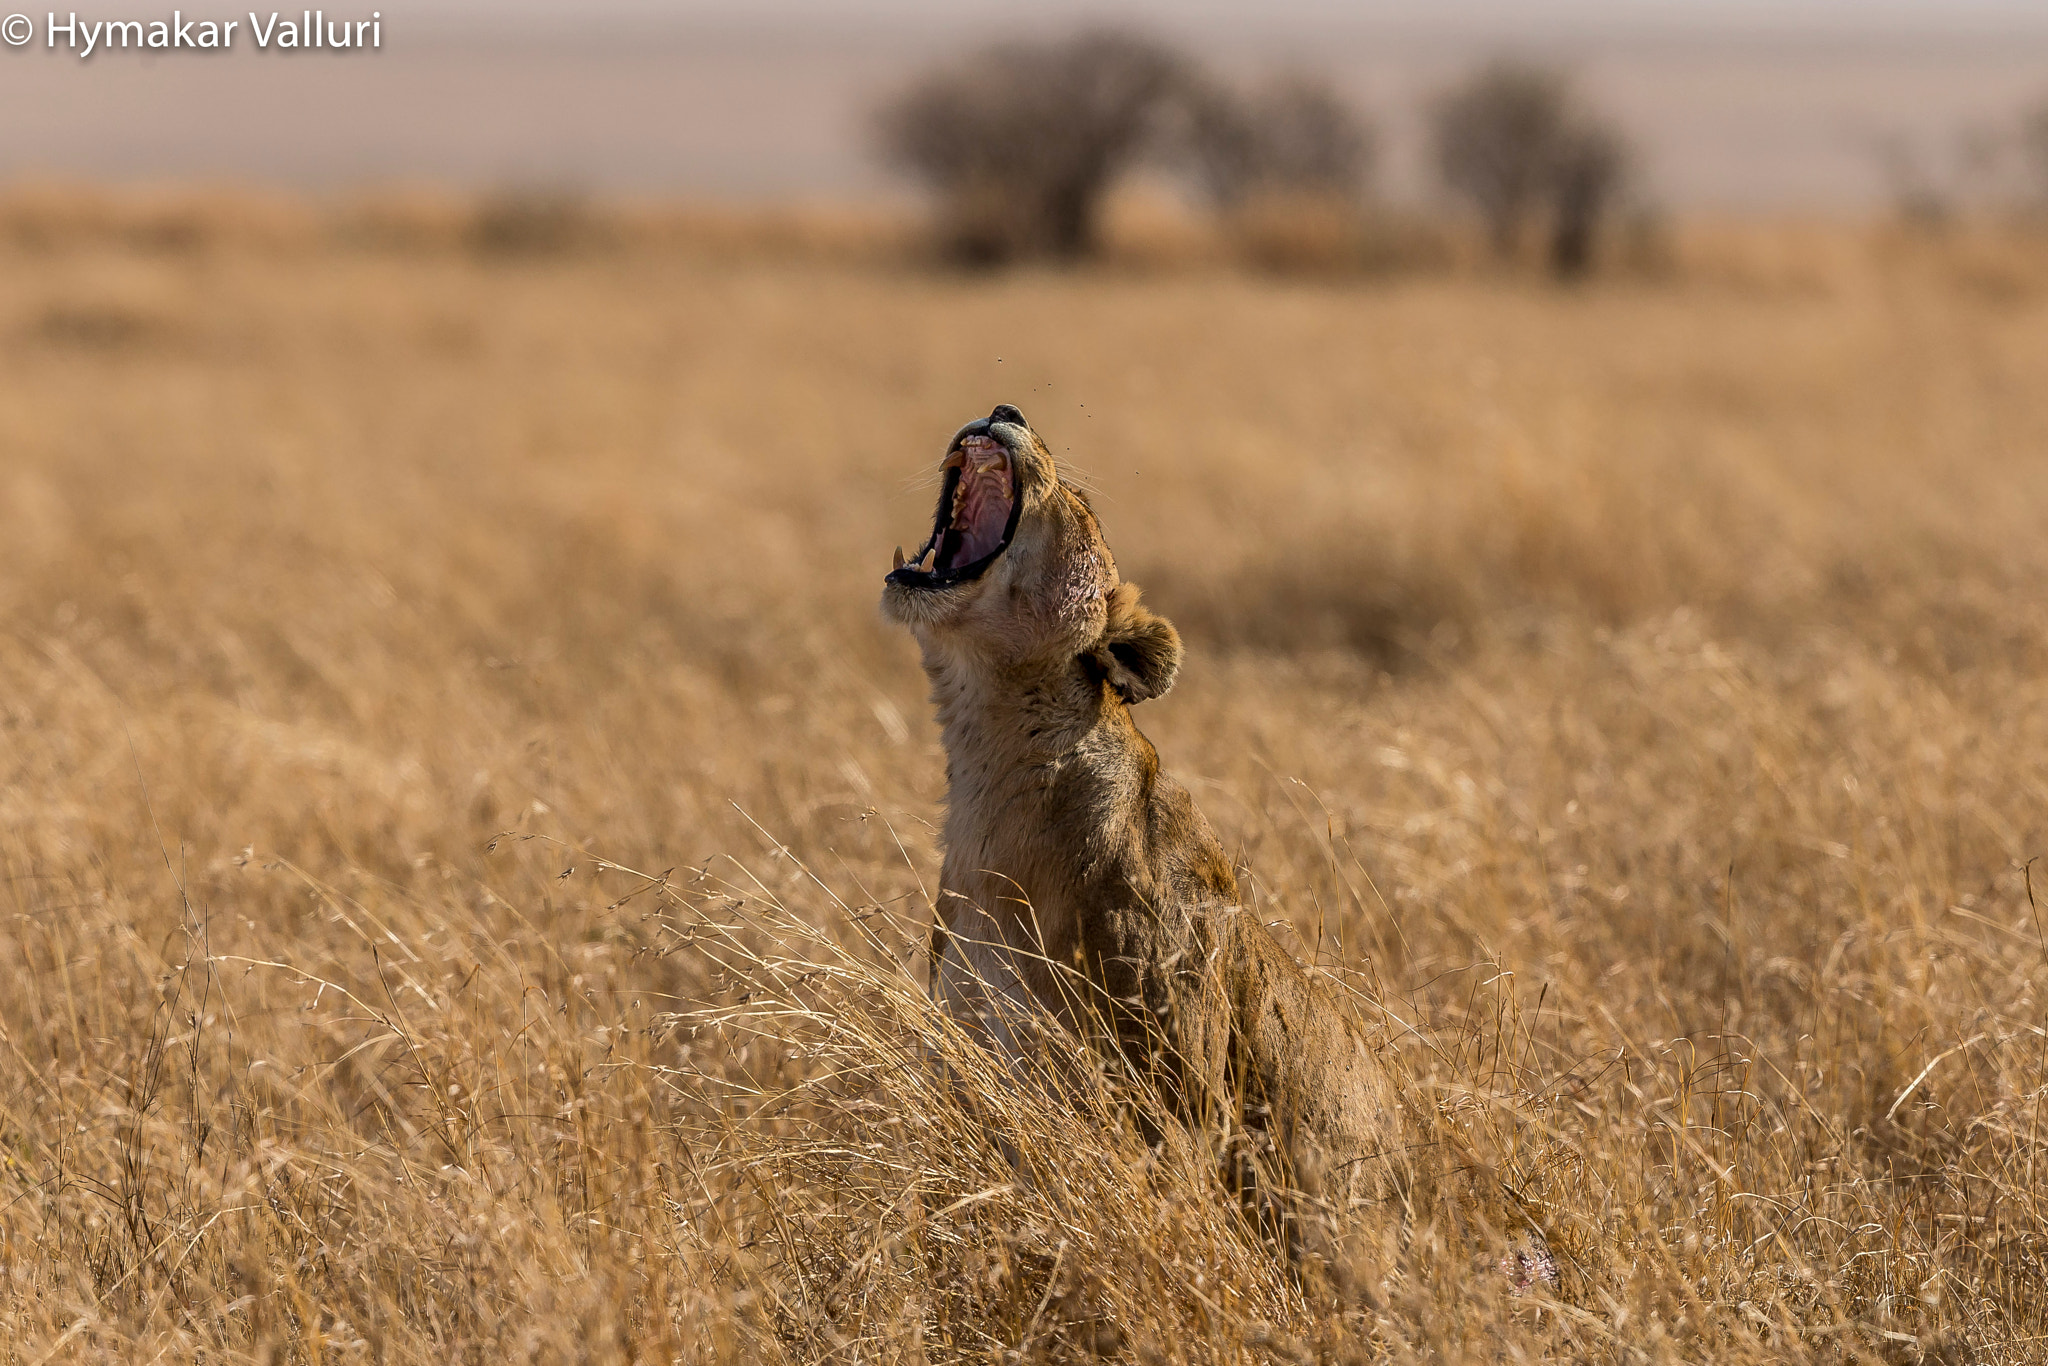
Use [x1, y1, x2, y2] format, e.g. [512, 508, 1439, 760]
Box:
[951, 454, 1010, 565]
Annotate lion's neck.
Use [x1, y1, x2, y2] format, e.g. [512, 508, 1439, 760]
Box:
[920, 640, 1142, 940]
[923, 643, 1127, 799]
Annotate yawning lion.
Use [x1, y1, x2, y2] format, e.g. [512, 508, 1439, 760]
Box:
[882, 403, 1408, 1238]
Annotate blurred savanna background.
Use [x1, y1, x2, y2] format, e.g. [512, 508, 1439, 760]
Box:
[5, 1, 2048, 1361]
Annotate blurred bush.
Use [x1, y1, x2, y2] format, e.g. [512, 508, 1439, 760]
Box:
[0, 183, 318, 254]
[1218, 193, 1369, 274]
[466, 190, 608, 257]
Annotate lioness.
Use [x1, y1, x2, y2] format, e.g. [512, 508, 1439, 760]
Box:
[882, 404, 1403, 1231]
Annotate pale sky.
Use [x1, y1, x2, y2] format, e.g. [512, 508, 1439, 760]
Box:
[2, 1, 2045, 207]
[393, 0, 2048, 35]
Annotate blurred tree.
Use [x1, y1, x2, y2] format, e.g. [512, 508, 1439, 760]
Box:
[876, 29, 1187, 264]
[2026, 99, 2048, 205]
[1869, 131, 1951, 227]
[1430, 61, 1634, 277]
[1183, 74, 1376, 209]
[1430, 62, 1570, 258]
[468, 191, 602, 257]
[1548, 125, 1628, 278]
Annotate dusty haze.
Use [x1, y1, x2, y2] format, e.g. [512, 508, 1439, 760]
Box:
[3, 1, 2048, 207]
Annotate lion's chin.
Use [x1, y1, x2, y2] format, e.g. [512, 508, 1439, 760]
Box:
[881, 576, 974, 631]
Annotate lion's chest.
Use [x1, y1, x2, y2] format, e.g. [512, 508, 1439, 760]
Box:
[938, 821, 1089, 967]
[933, 754, 1135, 996]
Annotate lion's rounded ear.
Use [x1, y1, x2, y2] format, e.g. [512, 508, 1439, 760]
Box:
[1093, 584, 1182, 705]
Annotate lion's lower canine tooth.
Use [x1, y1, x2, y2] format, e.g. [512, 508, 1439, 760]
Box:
[917, 548, 937, 571]
[893, 546, 905, 569]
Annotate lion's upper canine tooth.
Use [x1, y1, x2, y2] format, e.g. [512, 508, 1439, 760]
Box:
[893, 546, 905, 570]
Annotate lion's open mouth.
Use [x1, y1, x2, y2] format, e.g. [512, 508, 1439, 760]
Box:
[888, 433, 1020, 587]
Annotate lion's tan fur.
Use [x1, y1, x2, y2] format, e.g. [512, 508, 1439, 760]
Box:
[884, 410, 1405, 1226]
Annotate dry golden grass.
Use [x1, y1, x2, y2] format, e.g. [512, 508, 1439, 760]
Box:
[2, 199, 2047, 1363]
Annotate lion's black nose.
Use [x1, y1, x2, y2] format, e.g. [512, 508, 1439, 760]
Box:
[988, 404, 1026, 427]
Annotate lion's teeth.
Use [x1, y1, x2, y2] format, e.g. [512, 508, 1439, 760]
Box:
[893, 546, 905, 570]
[916, 547, 937, 572]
